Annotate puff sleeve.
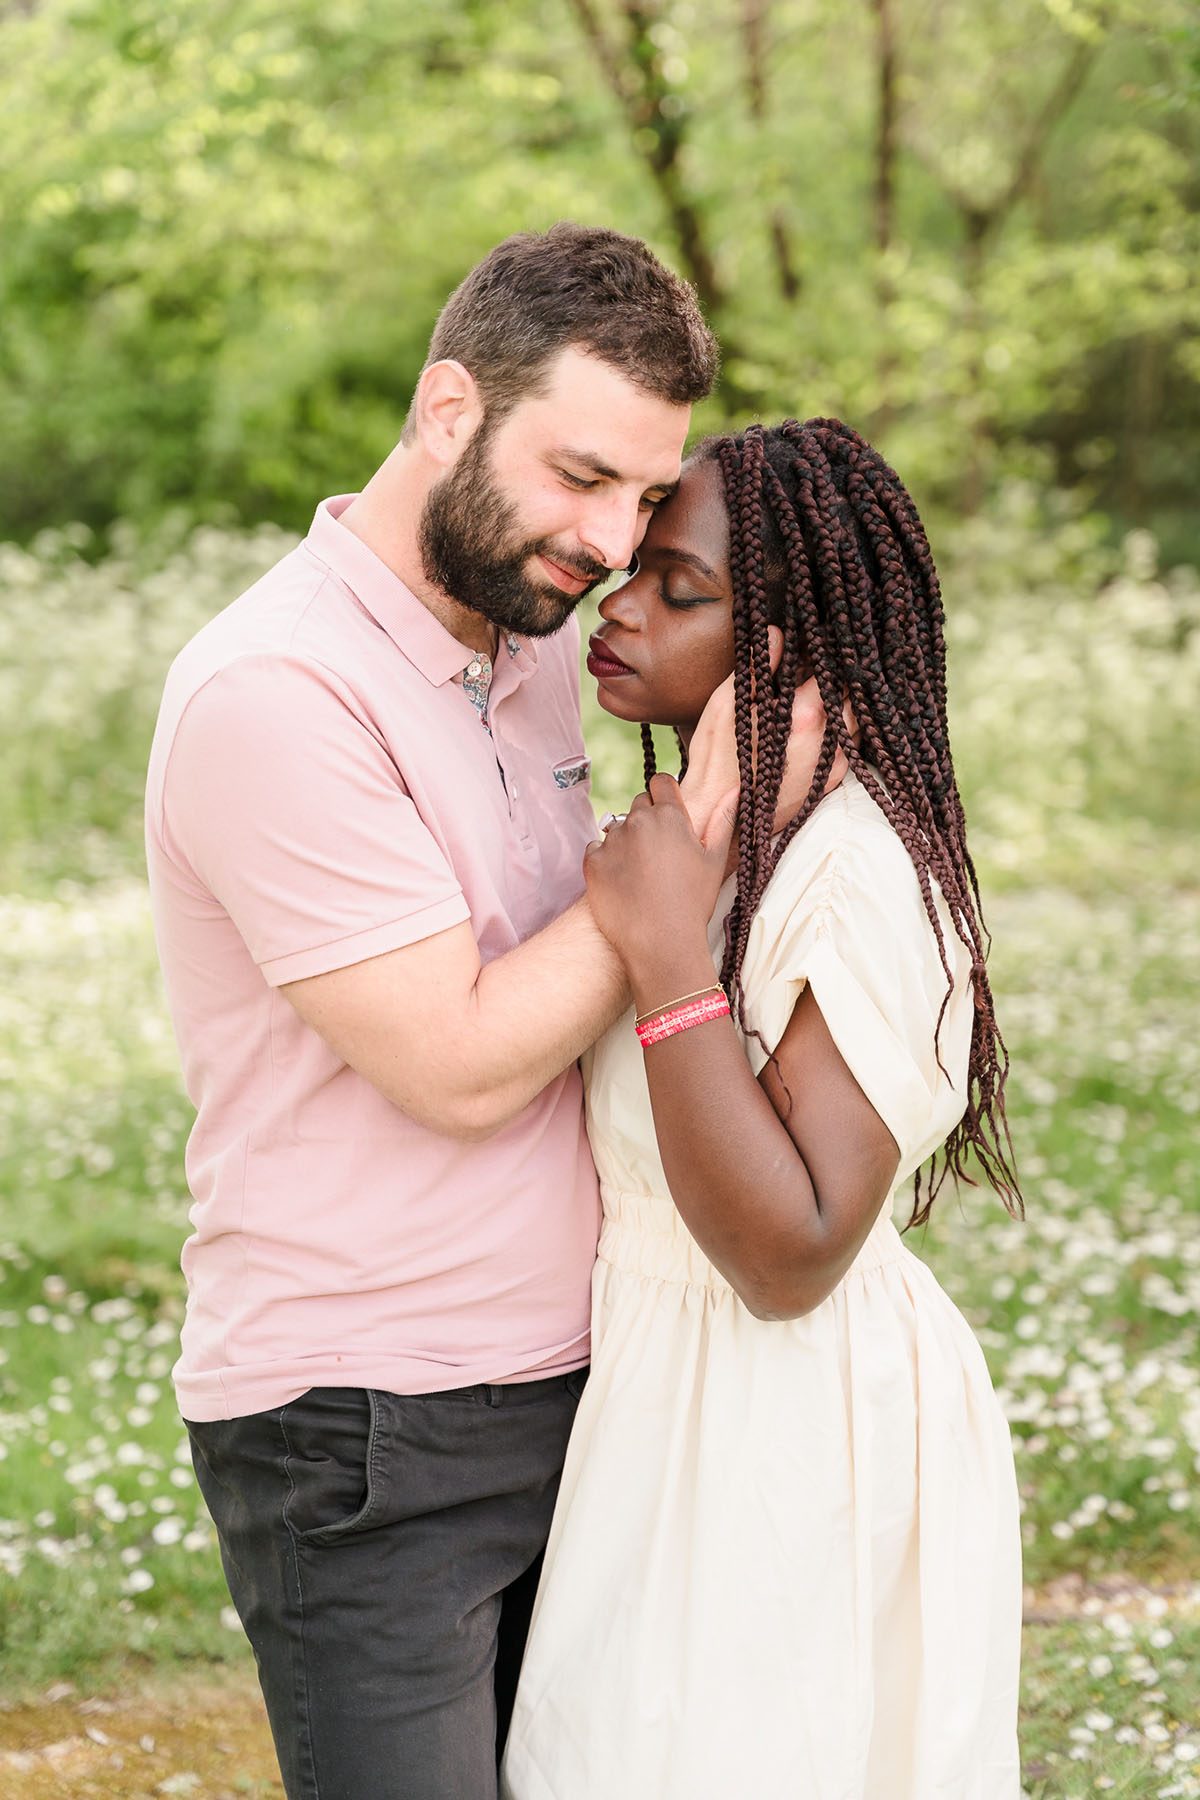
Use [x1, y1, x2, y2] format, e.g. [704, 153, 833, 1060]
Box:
[736, 799, 975, 1181]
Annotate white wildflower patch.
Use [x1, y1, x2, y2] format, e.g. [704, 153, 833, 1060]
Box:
[0, 512, 1197, 1793]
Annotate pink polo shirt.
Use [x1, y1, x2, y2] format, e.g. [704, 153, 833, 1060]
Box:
[146, 496, 601, 1422]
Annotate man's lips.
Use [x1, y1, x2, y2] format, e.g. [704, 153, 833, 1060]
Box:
[586, 634, 635, 679]
[538, 552, 593, 596]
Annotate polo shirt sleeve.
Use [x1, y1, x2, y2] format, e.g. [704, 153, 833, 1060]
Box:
[160, 654, 471, 986]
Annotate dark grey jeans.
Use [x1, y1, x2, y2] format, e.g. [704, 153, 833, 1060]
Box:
[188, 1373, 585, 1800]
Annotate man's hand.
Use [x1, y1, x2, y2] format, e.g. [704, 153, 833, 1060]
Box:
[677, 671, 743, 849]
[682, 665, 856, 855]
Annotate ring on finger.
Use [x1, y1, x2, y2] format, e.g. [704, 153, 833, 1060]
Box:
[599, 811, 629, 832]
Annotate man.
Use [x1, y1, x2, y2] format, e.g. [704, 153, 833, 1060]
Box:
[146, 223, 821, 1798]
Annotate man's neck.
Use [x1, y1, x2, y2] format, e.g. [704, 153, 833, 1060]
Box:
[338, 454, 498, 661]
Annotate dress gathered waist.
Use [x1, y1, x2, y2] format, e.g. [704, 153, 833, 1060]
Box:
[596, 1185, 908, 1293]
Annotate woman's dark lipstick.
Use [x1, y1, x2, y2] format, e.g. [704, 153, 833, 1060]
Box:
[587, 635, 636, 680]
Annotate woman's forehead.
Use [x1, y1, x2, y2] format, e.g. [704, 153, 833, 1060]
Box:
[644, 454, 729, 566]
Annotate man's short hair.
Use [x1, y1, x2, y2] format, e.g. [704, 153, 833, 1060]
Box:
[415, 222, 719, 427]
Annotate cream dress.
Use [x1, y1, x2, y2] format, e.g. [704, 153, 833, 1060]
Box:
[501, 773, 1022, 1800]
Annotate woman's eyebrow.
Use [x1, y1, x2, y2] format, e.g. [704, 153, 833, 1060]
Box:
[653, 546, 721, 583]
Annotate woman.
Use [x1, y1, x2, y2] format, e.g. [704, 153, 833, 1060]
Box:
[501, 420, 1023, 1798]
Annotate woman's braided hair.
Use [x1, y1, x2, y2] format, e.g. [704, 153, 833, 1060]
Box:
[641, 418, 1020, 1228]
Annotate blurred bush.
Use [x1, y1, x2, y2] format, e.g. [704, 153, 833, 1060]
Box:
[0, 520, 291, 887]
[941, 490, 1200, 882]
[2, 496, 1195, 893]
[0, 0, 1196, 549]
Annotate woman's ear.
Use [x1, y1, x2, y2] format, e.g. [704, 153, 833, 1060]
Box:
[767, 625, 784, 675]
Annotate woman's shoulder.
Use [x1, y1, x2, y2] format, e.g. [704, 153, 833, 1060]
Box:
[767, 768, 918, 902]
[711, 769, 946, 969]
[747, 767, 971, 984]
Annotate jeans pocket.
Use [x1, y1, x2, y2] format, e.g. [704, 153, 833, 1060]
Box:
[564, 1366, 590, 1401]
[280, 1387, 382, 1545]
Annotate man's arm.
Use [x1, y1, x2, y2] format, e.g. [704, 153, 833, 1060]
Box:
[162, 656, 634, 1142]
[282, 896, 628, 1141]
[282, 675, 842, 1140]
[165, 654, 832, 1145]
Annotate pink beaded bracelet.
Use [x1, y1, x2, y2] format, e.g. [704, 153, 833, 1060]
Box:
[634, 990, 731, 1048]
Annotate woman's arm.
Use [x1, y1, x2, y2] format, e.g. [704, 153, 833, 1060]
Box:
[585, 778, 899, 1320]
[627, 945, 899, 1320]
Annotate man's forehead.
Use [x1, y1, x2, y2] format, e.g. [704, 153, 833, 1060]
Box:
[513, 348, 690, 484]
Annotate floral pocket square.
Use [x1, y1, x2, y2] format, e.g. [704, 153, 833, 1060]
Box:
[551, 755, 592, 790]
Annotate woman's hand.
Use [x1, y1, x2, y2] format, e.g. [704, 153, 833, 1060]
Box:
[584, 776, 727, 977]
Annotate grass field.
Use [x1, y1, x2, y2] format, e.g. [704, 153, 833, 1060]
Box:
[1, 515, 1197, 1795]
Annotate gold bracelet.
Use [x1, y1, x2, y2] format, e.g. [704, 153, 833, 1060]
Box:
[634, 984, 724, 1026]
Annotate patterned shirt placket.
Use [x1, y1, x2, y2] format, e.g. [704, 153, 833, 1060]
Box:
[462, 635, 521, 736]
[462, 652, 494, 733]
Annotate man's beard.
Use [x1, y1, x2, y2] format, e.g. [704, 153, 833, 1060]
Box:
[418, 421, 609, 638]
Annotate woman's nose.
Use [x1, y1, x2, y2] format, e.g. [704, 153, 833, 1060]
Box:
[598, 570, 645, 627]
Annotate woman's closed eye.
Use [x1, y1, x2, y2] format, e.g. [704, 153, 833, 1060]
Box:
[661, 587, 715, 610]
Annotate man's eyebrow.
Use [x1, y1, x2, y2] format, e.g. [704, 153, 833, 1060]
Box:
[551, 447, 679, 498]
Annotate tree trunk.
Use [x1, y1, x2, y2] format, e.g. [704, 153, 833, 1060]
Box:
[566, 0, 728, 321]
[870, 0, 899, 429]
[916, 33, 1101, 509]
[960, 210, 991, 515]
[742, 0, 801, 302]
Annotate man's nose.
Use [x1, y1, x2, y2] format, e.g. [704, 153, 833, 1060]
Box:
[579, 492, 645, 574]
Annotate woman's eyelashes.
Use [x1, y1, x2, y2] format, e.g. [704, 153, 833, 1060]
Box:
[660, 586, 713, 610]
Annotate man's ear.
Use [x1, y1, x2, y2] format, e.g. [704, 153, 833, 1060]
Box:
[767, 624, 784, 675]
[414, 360, 485, 469]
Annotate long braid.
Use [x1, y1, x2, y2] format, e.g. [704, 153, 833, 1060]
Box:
[806, 431, 962, 1013]
[697, 420, 1020, 1227]
[640, 723, 657, 790]
[717, 434, 768, 1025]
[640, 722, 691, 788]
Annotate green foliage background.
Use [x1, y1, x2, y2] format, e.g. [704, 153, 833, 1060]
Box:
[1, 0, 1197, 550]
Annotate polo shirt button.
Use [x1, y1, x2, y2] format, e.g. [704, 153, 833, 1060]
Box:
[510, 781, 520, 800]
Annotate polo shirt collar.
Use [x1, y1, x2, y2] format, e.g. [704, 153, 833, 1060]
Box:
[304, 494, 539, 688]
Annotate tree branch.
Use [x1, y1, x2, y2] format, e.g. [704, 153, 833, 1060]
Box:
[996, 34, 1099, 223]
[741, 0, 801, 301]
[871, 0, 898, 261]
[565, 0, 729, 322]
[913, 31, 1102, 236]
[565, 0, 628, 103]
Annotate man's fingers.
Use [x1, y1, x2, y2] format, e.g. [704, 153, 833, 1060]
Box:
[699, 671, 735, 725]
[705, 783, 738, 829]
[699, 785, 740, 852]
[788, 677, 860, 753]
[790, 674, 826, 735]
